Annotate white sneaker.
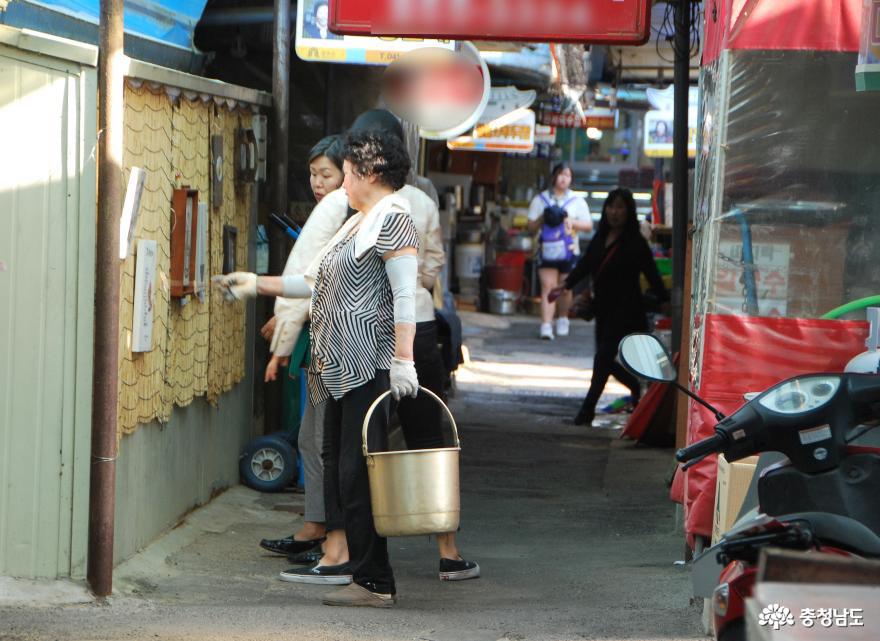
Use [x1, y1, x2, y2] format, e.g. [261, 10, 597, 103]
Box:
[540, 322, 554, 340]
[556, 317, 570, 337]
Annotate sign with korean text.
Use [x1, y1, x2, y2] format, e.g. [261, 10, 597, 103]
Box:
[330, 0, 652, 45]
[715, 241, 790, 317]
[537, 107, 615, 130]
[297, 0, 453, 65]
[448, 108, 536, 153]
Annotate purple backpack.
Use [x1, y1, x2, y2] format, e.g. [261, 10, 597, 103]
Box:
[539, 193, 577, 262]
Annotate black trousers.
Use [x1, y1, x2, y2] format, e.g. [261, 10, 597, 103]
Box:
[322, 371, 395, 594]
[397, 321, 449, 450]
[579, 323, 642, 417]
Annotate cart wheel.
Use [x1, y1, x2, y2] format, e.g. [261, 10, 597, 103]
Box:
[239, 435, 295, 492]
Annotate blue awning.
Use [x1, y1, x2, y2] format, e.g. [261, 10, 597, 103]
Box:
[2, 0, 209, 70]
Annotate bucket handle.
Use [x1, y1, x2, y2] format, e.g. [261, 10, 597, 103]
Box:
[362, 386, 460, 457]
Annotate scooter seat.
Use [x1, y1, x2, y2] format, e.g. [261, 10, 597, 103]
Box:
[786, 511, 880, 557]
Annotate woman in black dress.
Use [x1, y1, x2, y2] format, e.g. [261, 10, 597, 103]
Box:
[550, 188, 667, 426]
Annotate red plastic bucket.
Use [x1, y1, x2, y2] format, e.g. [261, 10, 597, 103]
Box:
[495, 251, 528, 267]
[487, 264, 524, 293]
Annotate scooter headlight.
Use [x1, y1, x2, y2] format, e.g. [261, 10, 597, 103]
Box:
[758, 376, 841, 415]
[713, 582, 730, 617]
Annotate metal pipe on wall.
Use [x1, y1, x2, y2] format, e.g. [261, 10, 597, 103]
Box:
[88, 0, 124, 598]
[671, 0, 690, 352]
[270, 0, 290, 275]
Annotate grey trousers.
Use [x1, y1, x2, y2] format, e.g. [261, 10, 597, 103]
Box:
[298, 400, 327, 523]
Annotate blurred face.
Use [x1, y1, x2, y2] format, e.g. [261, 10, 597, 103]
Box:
[342, 160, 370, 212]
[315, 4, 329, 29]
[553, 167, 572, 192]
[605, 196, 629, 231]
[309, 155, 343, 202]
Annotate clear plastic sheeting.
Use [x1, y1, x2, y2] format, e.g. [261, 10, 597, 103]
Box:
[691, 50, 880, 378]
[682, 48, 880, 543]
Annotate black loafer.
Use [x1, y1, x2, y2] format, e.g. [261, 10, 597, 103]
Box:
[259, 535, 325, 556]
[287, 550, 324, 565]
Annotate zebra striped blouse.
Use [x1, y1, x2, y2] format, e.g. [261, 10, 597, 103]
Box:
[307, 210, 420, 405]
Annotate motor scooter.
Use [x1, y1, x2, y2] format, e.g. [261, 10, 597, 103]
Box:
[617, 333, 880, 641]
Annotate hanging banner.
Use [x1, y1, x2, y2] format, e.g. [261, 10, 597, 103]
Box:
[330, 0, 652, 45]
[448, 108, 536, 153]
[537, 106, 615, 129]
[643, 110, 697, 158]
[296, 0, 454, 64]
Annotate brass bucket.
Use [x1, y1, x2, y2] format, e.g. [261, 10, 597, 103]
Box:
[362, 387, 460, 537]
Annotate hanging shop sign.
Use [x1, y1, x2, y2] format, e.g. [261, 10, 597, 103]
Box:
[447, 109, 536, 154]
[330, 0, 652, 45]
[447, 86, 536, 152]
[297, 0, 453, 64]
[643, 110, 697, 158]
[537, 106, 615, 130]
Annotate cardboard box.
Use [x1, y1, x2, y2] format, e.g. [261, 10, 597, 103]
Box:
[712, 454, 760, 544]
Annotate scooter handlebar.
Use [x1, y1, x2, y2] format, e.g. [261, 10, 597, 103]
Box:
[675, 433, 727, 463]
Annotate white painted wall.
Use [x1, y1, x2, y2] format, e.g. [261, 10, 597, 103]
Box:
[0, 43, 96, 579]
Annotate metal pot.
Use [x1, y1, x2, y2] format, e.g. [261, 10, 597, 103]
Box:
[488, 289, 517, 315]
[506, 234, 533, 252]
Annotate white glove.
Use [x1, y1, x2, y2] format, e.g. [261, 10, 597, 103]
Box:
[211, 272, 257, 301]
[389, 357, 419, 400]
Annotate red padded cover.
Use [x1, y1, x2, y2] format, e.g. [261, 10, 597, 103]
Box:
[703, 0, 861, 64]
[681, 313, 868, 546]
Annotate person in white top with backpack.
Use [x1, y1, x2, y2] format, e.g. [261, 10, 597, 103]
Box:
[527, 163, 593, 340]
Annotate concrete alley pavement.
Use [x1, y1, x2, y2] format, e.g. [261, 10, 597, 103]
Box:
[1, 314, 702, 641]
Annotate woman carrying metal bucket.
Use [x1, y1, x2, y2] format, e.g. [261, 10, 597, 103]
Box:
[215, 129, 421, 607]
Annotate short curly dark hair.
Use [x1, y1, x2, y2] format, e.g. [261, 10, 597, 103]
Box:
[342, 129, 410, 191]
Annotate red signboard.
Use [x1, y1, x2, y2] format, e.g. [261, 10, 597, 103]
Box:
[329, 0, 372, 34]
[331, 0, 652, 45]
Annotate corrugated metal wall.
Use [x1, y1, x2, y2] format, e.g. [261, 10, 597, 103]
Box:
[0, 46, 95, 578]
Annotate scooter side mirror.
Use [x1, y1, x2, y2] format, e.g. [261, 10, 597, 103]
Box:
[618, 333, 677, 383]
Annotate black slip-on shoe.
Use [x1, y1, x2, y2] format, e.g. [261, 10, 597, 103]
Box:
[439, 557, 481, 581]
[279, 563, 352, 585]
[287, 550, 324, 565]
[259, 535, 325, 556]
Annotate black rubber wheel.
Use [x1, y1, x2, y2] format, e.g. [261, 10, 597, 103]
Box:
[239, 435, 295, 492]
[717, 619, 745, 641]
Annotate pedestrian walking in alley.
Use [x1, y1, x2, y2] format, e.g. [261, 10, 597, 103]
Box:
[528, 163, 593, 340]
[549, 188, 667, 427]
[257, 134, 347, 564]
[215, 129, 420, 607]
